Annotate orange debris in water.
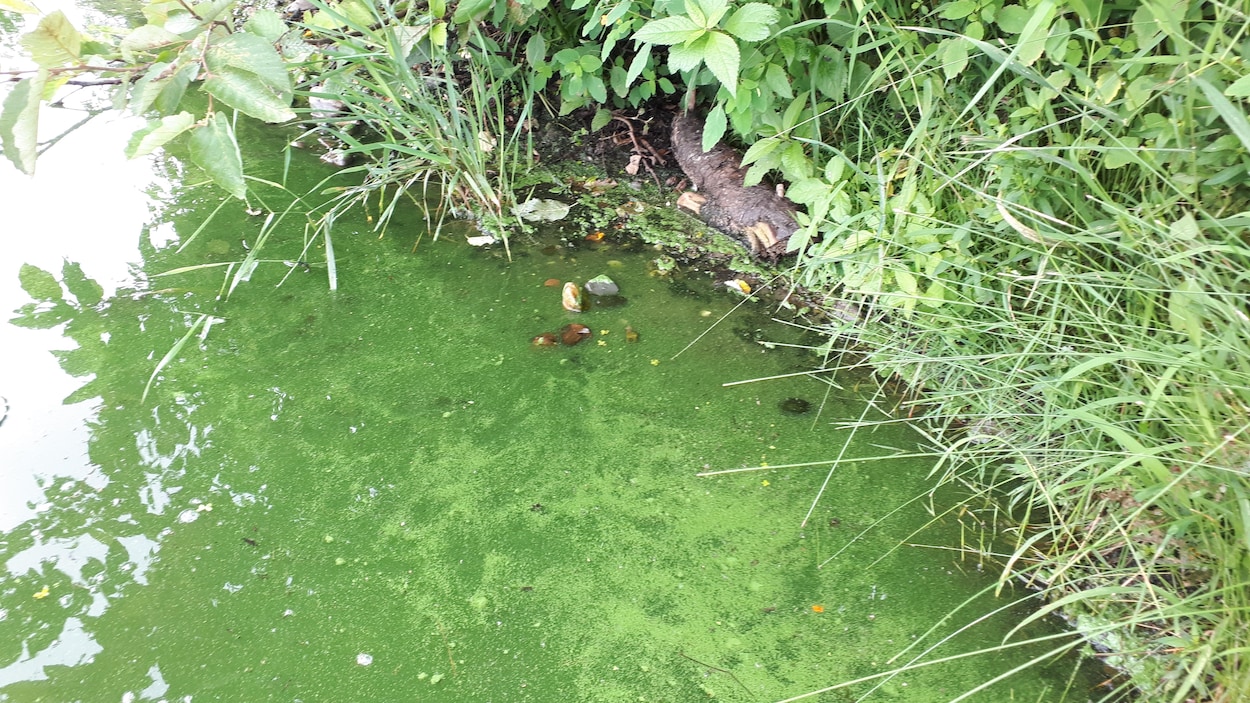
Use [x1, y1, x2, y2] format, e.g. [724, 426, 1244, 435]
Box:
[811, 605, 825, 613]
[543, 278, 561, 287]
[585, 231, 605, 241]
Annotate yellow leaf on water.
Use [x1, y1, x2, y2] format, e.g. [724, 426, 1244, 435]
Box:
[33, 586, 50, 599]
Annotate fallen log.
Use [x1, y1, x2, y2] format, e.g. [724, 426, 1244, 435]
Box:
[670, 111, 799, 260]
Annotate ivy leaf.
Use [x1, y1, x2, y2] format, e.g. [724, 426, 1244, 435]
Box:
[202, 33, 295, 123]
[701, 31, 739, 96]
[126, 111, 196, 158]
[189, 113, 246, 199]
[634, 15, 701, 45]
[722, 3, 778, 42]
[0, 71, 45, 175]
[701, 103, 727, 153]
[20, 11, 81, 67]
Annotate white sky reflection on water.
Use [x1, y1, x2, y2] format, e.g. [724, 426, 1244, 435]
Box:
[0, 88, 170, 531]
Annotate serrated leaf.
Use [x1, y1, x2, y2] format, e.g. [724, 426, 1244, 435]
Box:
[202, 34, 294, 122]
[668, 41, 704, 72]
[189, 113, 246, 199]
[625, 42, 651, 86]
[634, 16, 701, 45]
[702, 31, 739, 96]
[695, 0, 729, 27]
[722, 3, 777, 42]
[244, 8, 288, 42]
[763, 62, 791, 99]
[20, 11, 81, 67]
[19, 263, 62, 302]
[701, 103, 727, 152]
[155, 63, 198, 115]
[126, 111, 196, 158]
[0, 71, 45, 175]
[740, 135, 780, 166]
[591, 108, 613, 132]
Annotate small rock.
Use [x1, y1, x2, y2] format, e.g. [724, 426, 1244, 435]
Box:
[584, 275, 619, 296]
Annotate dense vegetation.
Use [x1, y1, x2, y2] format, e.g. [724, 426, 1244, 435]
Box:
[4, 0, 1249, 699]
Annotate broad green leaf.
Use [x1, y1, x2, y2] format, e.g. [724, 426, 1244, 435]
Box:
[126, 111, 196, 158]
[894, 268, 918, 296]
[938, 0, 976, 20]
[667, 42, 704, 73]
[0, 71, 45, 175]
[609, 63, 629, 97]
[786, 177, 833, 205]
[516, 198, 572, 222]
[1016, 2, 1056, 67]
[995, 4, 1030, 33]
[591, 108, 613, 132]
[430, 0, 446, 16]
[722, 3, 778, 42]
[189, 113, 246, 199]
[763, 62, 791, 99]
[18, 263, 62, 302]
[701, 103, 727, 153]
[1, 0, 38, 12]
[1226, 75, 1250, 98]
[20, 11, 81, 67]
[119, 24, 183, 62]
[586, 74, 608, 103]
[203, 34, 295, 123]
[452, 0, 492, 24]
[740, 135, 780, 166]
[1102, 137, 1140, 169]
[940, 38, 968, 81]
[526, 32, 546, 65]
[633, 16, 701, 45]
[244, 8, 288, 43]
[1169, 212, 1200, 241]
[694, 0, 729, 27]
[702, 31, 739, 96]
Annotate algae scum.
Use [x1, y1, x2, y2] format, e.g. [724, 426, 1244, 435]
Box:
[3, 215, 1105, 701]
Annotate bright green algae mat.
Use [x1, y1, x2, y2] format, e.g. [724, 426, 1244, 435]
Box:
[2, 191, 1105, 700]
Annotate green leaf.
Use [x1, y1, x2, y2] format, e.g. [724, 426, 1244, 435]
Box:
[894, 268, 918, 296]
[20, 10, 81, 67]
[526, 32, 546, 65]
[61, 260, 103, 307]
[1226, 75, 1250, 98]
[1194, 75, 1250, 155]
[18, 263, 62, 302]
[701, 103, 727, 153]
[0, 71, 45, 175]
[244, 8, 288, 43]
[694, 0, 729, 27]
[763, 62, 792, 99]
[452, 0, 492, 24]
[722, 3, 778, 42]
[119, 24, 183, 63]
[740, 135, 780, 166]
[189, 113, 246, 199]
[126, 111, 196, 158]
[938, 0, 976, 20]
[609, 63, 629, 97]
[633, 16, 701, 45]
[202, 33, 295, 123]
[940, 38, 969, 81]
[702, 31, 739, 96]
[668, 41, 704, 73]
[995, 4, 1030, 33]
[786, 177, 833, 205]
[591, 108, 613, 132]
[586, 75, 608, 103]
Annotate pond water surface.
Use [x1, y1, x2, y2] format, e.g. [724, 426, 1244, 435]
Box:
[1, 14, 1105, 703]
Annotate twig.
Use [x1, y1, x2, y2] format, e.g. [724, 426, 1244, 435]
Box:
[678, 650, 753, 699]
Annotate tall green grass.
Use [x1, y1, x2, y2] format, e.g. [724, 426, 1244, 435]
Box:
[771, 1, 1250, 700]
[294, 1, 538, 262]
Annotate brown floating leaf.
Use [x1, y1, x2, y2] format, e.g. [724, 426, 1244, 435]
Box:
[560, 323, 592, 345]
[531, 333, 558, 347]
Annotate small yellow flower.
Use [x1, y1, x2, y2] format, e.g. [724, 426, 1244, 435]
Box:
[650, 359, 660, 366]
[599, 329, 609, 335]
[33, 586, 50, 600]
[597, 340, 607, 346]
[761, 480, 770, 487]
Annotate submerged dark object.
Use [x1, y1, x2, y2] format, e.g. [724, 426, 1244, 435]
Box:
[671, 111, 799, 260]
[779, 397, 812, 415]
[560, 323, 592, 345]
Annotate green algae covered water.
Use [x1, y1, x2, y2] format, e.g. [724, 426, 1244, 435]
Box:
[2, 192, 1107, 703]
[0, 52, 1106, 703]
